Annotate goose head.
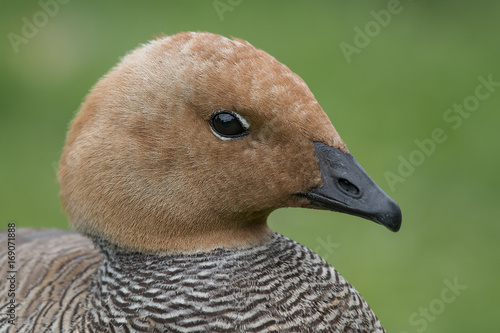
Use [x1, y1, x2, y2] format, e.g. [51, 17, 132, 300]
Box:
[58, 32, 401, 253]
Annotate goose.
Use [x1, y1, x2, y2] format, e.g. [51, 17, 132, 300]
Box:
[0, 32, 401, 332]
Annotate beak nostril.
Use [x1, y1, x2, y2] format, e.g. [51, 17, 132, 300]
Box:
[337, 178, 360, 197]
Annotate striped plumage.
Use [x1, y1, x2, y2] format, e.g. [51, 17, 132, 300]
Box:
[0, 229, 99, 332]
[0, 229, 383, 332]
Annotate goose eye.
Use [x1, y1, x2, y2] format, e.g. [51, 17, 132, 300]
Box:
[210, 111, 249, 139]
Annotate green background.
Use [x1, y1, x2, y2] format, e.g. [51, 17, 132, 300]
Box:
[1, 1, 499, 332]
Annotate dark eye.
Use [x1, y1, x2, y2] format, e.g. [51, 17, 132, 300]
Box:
[210, 111, 249, 139]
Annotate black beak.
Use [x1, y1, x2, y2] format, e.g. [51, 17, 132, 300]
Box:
[299, 142, 402, 232]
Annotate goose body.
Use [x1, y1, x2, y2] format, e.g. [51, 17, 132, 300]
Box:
[1, 230, 382, 332]
[0, 32, 401, 332]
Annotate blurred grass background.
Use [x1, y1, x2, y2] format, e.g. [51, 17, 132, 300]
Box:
[1, 1, 499, 331]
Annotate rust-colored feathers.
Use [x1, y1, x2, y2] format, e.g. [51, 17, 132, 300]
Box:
[58, 32, 346, 253]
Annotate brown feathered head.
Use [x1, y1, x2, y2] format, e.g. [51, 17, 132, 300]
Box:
[58, 32, 401, 253]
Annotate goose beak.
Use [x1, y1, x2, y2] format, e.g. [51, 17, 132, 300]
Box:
[300, 142, 402, 232]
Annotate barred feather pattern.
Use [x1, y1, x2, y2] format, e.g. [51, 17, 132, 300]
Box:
[0, 229, 100, 333]
[0, 229, 384, 332]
